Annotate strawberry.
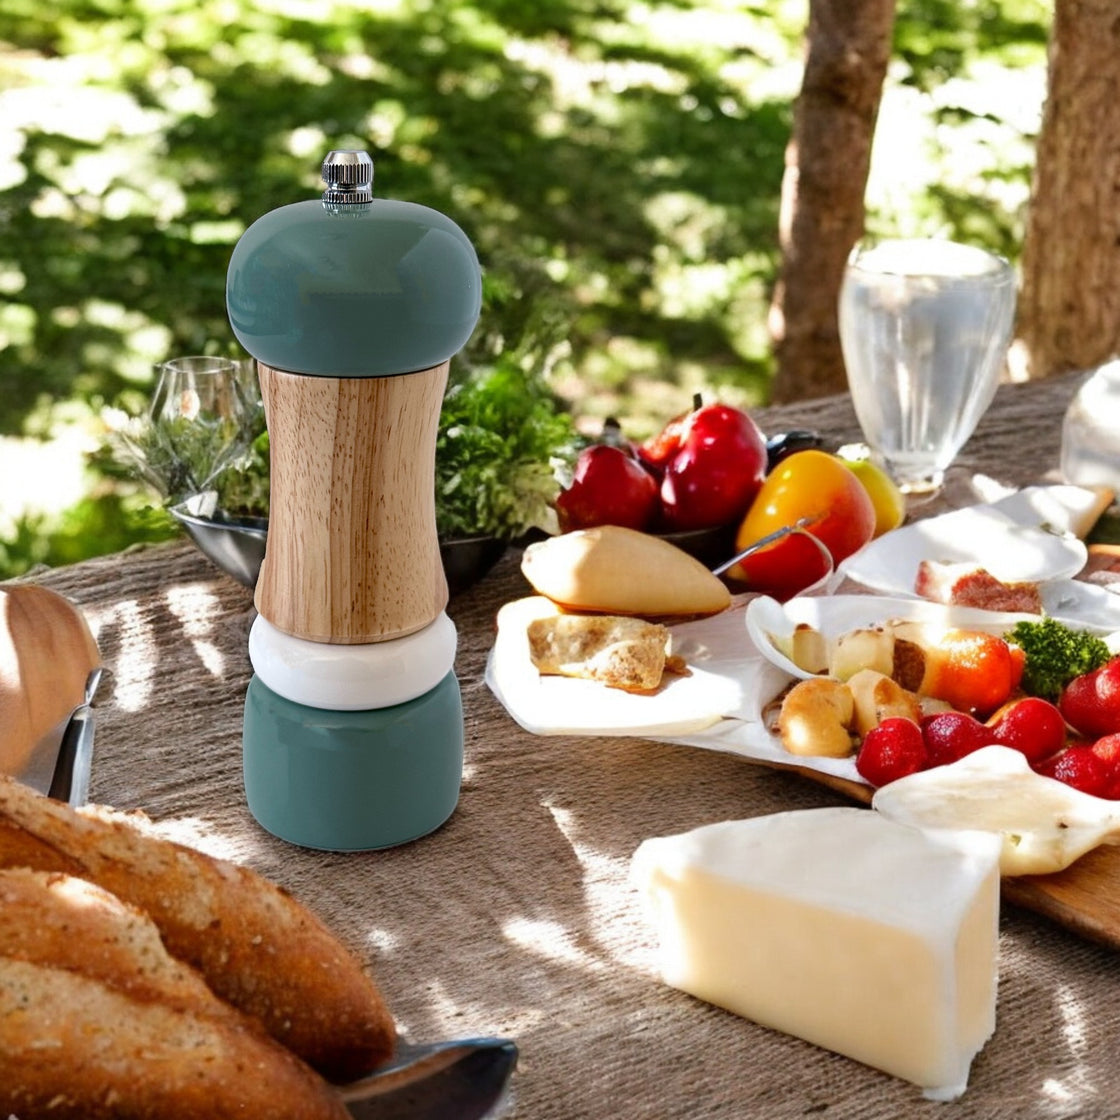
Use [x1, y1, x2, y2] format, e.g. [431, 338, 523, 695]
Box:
[1060, 657, 1120, 739]
[921, 710, 997, 768]
[986, 696, 1067, 765]
[1089, 733, 1120, 799]
[1035, 744, 1113, 798]
[856, 717, 927, 787]
[1090, 733, 1120, 766]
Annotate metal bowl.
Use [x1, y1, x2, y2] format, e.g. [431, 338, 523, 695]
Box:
[655, 522, 738, 567]
[169, 497, 268, 589]
[171, 496, 506, 596]
[439, 535, 507, 596]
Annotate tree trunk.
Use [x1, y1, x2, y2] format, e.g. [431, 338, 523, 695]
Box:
[1017, 0, 1120, 380]
[768, 0, 897, 404]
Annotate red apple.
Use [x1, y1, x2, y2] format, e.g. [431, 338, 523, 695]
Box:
[555, 444, 659, 532]
[655, 403, 768, 531]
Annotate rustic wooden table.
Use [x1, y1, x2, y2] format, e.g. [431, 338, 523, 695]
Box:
[29, 370, 1120, 1119]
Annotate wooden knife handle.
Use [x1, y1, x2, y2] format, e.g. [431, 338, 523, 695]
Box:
[254, 361, 449, 645]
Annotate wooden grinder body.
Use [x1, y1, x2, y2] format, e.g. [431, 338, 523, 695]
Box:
[254, 360, 450, 646]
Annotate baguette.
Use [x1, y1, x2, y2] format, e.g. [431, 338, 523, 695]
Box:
[0, 867, 234, 1018]
[0, 776, 395, 1082]
[0, 956, 349, 1120]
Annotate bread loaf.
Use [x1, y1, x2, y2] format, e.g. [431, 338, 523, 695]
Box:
[0, 867, 348, 1119]
[0, 867, 233, 1017]
[0, 776, 395, 1082]
[0, 957, 349, 1120]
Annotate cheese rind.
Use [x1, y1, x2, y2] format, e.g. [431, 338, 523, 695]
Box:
[631, 807, 1001, 1100]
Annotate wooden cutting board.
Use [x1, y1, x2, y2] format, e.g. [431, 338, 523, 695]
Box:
[790, 763, 1120, 952]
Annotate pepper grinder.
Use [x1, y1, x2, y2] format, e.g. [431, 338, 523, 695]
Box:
[226, 150, 481, 850]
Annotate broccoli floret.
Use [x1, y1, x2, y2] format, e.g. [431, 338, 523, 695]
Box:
[1005, 617, 1112, 702]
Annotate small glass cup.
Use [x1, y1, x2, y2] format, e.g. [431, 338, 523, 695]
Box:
[148, 355, 254, 499]
[838, 238, 1017, 500]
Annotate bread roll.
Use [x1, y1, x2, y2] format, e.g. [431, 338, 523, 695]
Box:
[521, 525, 731, 617]
[0, 583, 100, 776]
[527, 613, 673, 692]
[0, 956, 348, 1120]
[0, 776, 394, 1082]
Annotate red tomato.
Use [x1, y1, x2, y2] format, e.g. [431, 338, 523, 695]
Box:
[926, 631, 1021, 716]
[727, 450, 876, 599]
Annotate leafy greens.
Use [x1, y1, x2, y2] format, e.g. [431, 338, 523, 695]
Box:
[435, 359, 581, 541]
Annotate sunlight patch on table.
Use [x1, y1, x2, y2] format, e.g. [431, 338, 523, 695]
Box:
[394, 974, 544, 1041]
[88, 598, 155, 713]
[163, 583, 228, 679]
[365, 927, 404, 956]
[542, 798, 649, 969]
[148, 814, 245, 863]
[1038, 981, 1096, 1108]
[502, 916, 602, 973]
[1055, 981, 1090, 1054]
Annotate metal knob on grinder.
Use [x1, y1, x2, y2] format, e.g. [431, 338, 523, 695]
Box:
[226, 150, 482, 850]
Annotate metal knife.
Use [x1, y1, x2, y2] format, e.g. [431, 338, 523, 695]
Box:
[47, 667, 103, 807]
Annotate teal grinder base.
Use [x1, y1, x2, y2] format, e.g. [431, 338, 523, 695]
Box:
[243, 672, 463, 851]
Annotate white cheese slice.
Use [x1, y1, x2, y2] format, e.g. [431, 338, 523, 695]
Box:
[872, 745, 1120, 876]
[631, 807, 1001, 1101]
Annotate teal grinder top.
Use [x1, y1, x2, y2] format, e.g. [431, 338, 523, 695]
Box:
[228, 149, 480, 379]
[226, 150, 482, 850]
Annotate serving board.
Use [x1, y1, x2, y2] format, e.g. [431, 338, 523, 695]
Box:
[743, 513, 1120, 952]
[493, 610, 1120, 954]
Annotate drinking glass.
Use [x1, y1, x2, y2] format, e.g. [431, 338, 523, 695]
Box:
[838, 238, 1016, 498]
[148, 355, 254, 500]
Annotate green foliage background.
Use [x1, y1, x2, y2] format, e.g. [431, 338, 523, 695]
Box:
[0, 0, 1050, 576]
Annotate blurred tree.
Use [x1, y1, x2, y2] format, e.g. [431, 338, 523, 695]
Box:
[768, 0, 896, 402]
[0, 1, 1054, 574]
[770, 0, 1051, 401]
[1017, 0, 1120, 379]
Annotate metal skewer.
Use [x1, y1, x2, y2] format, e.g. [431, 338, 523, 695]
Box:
[709, 516, 830, 578]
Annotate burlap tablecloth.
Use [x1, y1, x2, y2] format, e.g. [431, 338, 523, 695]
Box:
[30, 372, 1120, 1119]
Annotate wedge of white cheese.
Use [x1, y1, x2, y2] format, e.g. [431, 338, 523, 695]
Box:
[631, 807, 1001, 1101]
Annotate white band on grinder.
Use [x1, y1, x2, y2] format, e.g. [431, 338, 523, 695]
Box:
[248, 612, 458, 711]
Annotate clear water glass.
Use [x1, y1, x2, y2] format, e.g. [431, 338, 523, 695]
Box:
[838, 238, 1017, 497]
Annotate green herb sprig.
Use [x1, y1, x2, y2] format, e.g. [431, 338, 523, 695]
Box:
[1006, 617, 1112, 702]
